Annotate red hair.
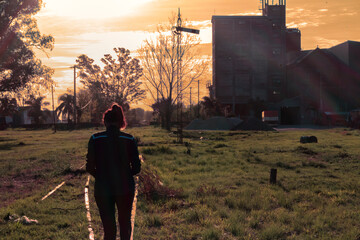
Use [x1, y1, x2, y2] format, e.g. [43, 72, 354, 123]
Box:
[103, 103, 127, 129]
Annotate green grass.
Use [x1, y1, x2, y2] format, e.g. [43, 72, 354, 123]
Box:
[0, 127, 360, 239]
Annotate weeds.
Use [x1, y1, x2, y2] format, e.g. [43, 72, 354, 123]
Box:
[142, 146, 174, 155]
[1, 127, 360, 239]
[260, 224, 286, 240]
[276, 161, 295, 170]
[196, 185, 225, 197]
[335, 151, 350, 159]
[138, 168, 183, 202]
[144, 215, 163, 228]
[214, 143, 227, 148]
[301, 159, 327, 168]
[295, 146, 317, 155]
[202, 228, 221, 240]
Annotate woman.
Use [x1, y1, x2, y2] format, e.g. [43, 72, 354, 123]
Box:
[86, 103, 141, 240]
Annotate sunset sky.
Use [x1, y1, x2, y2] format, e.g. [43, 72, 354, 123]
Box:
[35, 0, 360, 108]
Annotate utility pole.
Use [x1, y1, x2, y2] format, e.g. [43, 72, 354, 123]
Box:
[176, 9, 182, 143]
[71, 65, 77, 126]
[198, 80, 200, 118]
[51, 84, 56, 133]
[173, 8, 200, 143]
[190, 87, 192, 119]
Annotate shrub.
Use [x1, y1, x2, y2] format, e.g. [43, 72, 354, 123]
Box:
[142, 146, 174, 155]
[138, 168, 183, 202]
[202, 228, 220, 240]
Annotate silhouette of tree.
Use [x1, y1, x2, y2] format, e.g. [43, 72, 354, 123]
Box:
[26, 95, 50, 125]
[56, 93, 74, 124]
[0, 97, 18, 116]
[138, 14, 208, 130]
[151, 98, 175, 129]
[0, 0, 54, 93]
[248, 98, 266, 119]
[201, 96, 225, 118]
[76, 88, 92, 123]
[76, 48, 145, 122]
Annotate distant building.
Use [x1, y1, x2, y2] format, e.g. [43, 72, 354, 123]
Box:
[212, 0, 299, 114]
[285, 47, 360, 124]
[12, 107, 32, 125]
[211, 0, 360, 124]
[11, 107, 58, 126]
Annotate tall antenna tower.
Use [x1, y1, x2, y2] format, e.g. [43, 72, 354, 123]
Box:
[172, 8, 199, 143]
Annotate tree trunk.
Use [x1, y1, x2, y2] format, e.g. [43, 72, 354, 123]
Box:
[164, 103, 173, 131]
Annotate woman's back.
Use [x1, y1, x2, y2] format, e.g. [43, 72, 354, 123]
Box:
[87, 127, 140, 196]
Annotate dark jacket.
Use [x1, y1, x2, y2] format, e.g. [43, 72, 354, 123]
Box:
[86, 126, 141, 196]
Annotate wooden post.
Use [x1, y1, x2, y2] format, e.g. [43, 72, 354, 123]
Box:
[270, 168, 277, 184]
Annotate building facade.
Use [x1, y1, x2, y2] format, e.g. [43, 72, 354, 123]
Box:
[212, 0, 360, 124]
[212, 0, 299, 114]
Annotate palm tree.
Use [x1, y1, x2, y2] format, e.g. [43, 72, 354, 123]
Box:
[56, 93, 74, 124]
[26, 95, 51, 125]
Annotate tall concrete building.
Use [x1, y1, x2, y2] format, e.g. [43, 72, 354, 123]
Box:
[212, 0, 300, 114]
[211, 0, 360, 124]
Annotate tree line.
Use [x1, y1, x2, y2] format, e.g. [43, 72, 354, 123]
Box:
[0, 1, 219, 130]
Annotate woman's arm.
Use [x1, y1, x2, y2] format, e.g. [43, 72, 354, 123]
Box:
[130, 139, 141, 175]
[86, 136, 96, 177]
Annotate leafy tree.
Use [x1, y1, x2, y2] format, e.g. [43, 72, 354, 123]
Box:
[56, 93, 74, 124]
[0, 97, 18, 116]
[76, 48, 145, 122]
[26, 95, 50, 124]
[151, 98, 175, 129]
[0, 0, 54, 93]
[138, 14, 208, 130]
[248, 98, 266, 119]
[76, 88, 92, 123]
[200, 96, 226, 118]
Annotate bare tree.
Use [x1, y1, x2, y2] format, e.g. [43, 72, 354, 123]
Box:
[137, 14, 208, 130]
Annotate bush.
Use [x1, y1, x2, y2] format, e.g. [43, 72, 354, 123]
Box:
[138, 168, 183, 202]
[142, 146, 174, 155]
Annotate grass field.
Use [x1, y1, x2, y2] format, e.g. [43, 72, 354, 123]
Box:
[0, 126, 359, 239]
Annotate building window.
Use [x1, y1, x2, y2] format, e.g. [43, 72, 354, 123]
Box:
[272, 77, 281, 84]
[219, 20, 231, 25]
[273, 90, 281, 95]
[272, 48, 281, 55]
[273, 33, 280, 38]
[236, 58, 251, 71]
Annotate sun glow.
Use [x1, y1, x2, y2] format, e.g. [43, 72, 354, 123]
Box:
[41, 0, 154, 19]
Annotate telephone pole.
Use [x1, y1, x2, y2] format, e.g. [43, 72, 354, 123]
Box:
[173, 8, 199, 143]
[198, 80, 200, 118]
[71, 65, 77, 125]
[190, 87, 192, 119]
[51, 84, 56, 133]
